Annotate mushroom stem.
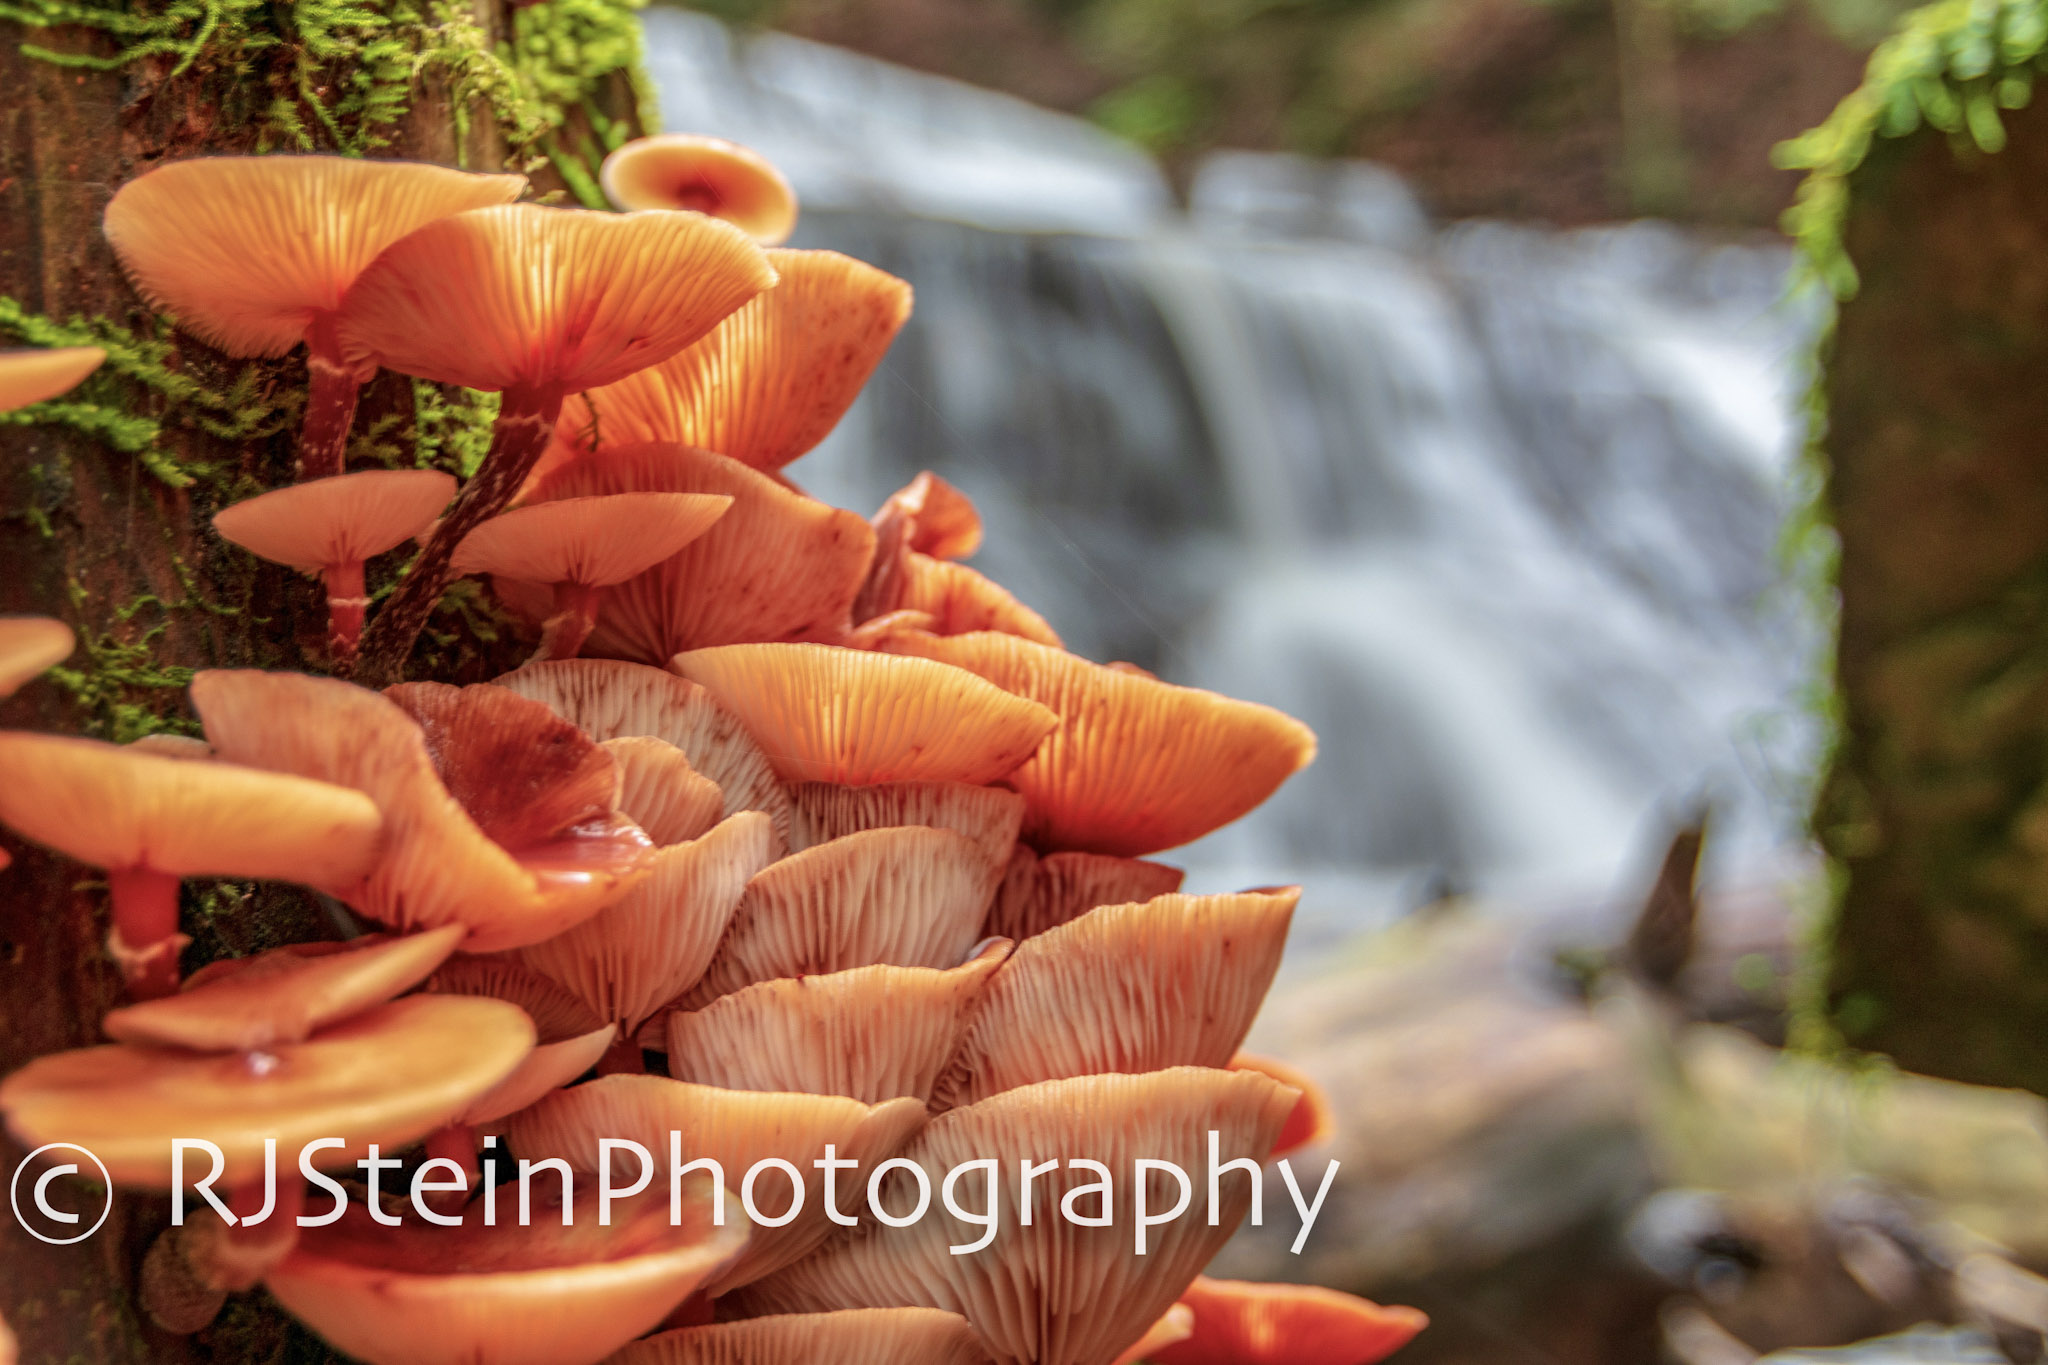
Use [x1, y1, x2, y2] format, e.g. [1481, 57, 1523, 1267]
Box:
[596, 1036, 647, 1077]
[353, 386, 565, 685]
[299, 318, 363, 481]
[322, 560, 370, 669]
[207, 1177, 306, 1290]
[107, 866, 182, 999]
[534, 581, 601, 662]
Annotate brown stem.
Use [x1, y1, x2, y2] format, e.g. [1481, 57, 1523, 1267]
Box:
[533, 580, 600, 662]
[299, 317, 363, 481]
[107, 867, 181, 999]
[353, 386, 564, 686]
[323, 560, 369, 670]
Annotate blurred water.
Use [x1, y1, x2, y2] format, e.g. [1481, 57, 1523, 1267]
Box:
[643, 7, 1824, 939]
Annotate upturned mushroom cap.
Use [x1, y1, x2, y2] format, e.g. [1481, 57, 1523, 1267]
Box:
[883, 554, 1062, 647]
[729, 1068, 1300, 1365]
[605, 738, 726, 846]
[0, 733, 382, 891]
[1152, 1278, 1428, 1365]
[600, 134, 799, 243]
[984, 845, 1186, 942]
[213, 470, 456, 573]
[191, 672, 653, 951]
[507, 1075, 926, 1294]
[662, 939, 1010, 1104]
[103, 157, 527, 360]
[451, 493, 733, 587]
[0, 616, 75, 697]
[931, 889, 1298, 1110]
[422, 957, 616, 1124]
[880, 632, 1317, 857]
[103, 925, 465, 1051]
[1112, 1305, 1194, 1365]
[514, 811, 778, 1034]
[1227, 1052, 1337, 1158]
[558, 248, 909, 471]
[604, 1308, 992, 1365]
[879, 472, 982, 561]
[505, 443, 874, 658]
[336, 205, 776, 395]
[494, 659, 792, 842]
[670, 644, 1058, 787]
[788, 781, 1024, 870]
[265, 1177, 744, 1365]
[0, 995, 534, 1186]
[678, 827, 1002, 1008]
[0, 346, 104, 411]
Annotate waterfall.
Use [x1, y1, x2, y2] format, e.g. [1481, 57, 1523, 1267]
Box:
[642, 7, 1824, 941]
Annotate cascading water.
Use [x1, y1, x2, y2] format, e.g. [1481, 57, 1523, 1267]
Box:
[643, 7, 1823, 942]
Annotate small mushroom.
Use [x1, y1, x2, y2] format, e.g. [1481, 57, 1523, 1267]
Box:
[101, 157, 526, 477]
[604, 1308, 992, 1365]
[854, 474, 1056, 647]
[660, 939, 1010, 1104]
[0, 734, 383, 997]
[0, 346, 104, 411]
[881, 631, 1318, 857]
[930, 889, 1298, 1111]
[0, 616, 75, 696]
[1152, 1277, 1428, 1365]
[508, 1075, 926, 1295]
[451, 492, 732, 661]
[876, 471, 984, 562]
[984, 844, 1186, 942]
[1226, 1052, 1338, 1158]
[212, 469, 456, 666]
[678, 826, 1003, 1009]
[601, 134, 799, 243]
[264, 1175, 744, 1365]
[604, 737, 726, 846]
[787, 780, 1024, 869]
[669, 643, 1058, 787]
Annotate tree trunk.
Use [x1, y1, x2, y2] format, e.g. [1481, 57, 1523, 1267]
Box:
[0, 2, 644, 1355]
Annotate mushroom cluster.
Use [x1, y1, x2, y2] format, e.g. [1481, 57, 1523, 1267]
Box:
[0, 139, 1424, 1365]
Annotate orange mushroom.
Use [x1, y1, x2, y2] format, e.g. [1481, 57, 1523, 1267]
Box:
[452, 492, 733, 661]
[985, 845, 1186, 942]
[0, 346, 104, 411]
[0, 1305, 14, 1365]
[102, 157, 526, 477]
[788, 780, 1024, 869]
[876, 471, 984, 562]
[0, 733, 382, 997]
[1152, 1278, 1428, 1365]
[421, 956, 617, 1132]
[212, 469, 455, 665]
[335, 205, 776, 677]
[1114, 1305, 1195, 1365]
[264, 1176, 744, 1365]
[880, 631, 1317, 857]
[931, 889, 1298, 1110]
[606, 1308, 992, 1364]
[0, 616, 75, 696]
[601, 134, 799, 243]
[605, 737, 726, 845]
[853, 474, 1056, 647]
[1227, 1053, 1337, 1158]
[670, 643, 1058, 787]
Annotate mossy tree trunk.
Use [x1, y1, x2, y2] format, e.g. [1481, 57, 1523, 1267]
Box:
[1819, 92, 2048, 1096]
[0, 2, 646, 1356]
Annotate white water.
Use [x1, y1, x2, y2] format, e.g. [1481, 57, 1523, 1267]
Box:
[642, 7, 1824, 939]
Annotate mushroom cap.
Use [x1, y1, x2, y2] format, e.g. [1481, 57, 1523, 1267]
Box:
[103, 925, 466, 1051]
[606, 1308, 992, 1365]
[880, 472, 982, 561]
[337, 204, 776, 394]
[0, 346, 104, 411]
[788, 781, 1024, 870]
[458, 1023, 617, 1128]
[1227, 1052, 1337, 1158]
[513, 811, 778, 1033]
[1152, 1278, 1428, 1365]
[0, 995, 534, 1186]
[0, 733, 382, 890]
[493, 659, 791, 844]
[192, 672, 652, 952]
[265, 1176, 744, 1365]
[879, 632, 1317, 857]
[452, 493, 733, 587]
[507, 1075, 926, 1294]
[103, 156, 527, 359]
[662, 939, 1010, 1104]
[425, 955, 607, 1042]
[0, 616, 75, 697]
[984, 845, 1185, 942]
[729, 1068, 1300, 1365]
[884, 554, 1061, 647]
[604, 737, 726, 846]
[561, 248, 909, 471]
[1113, 1305, 1195, 1365]
[679, 826, 1002, 1008]
[505, 443, 874, 658]
[670, 644, 1058, 787]
[600, 134, 799, 243]
[931, 889, 1298, 1110]
[213, 469, 457, 573]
